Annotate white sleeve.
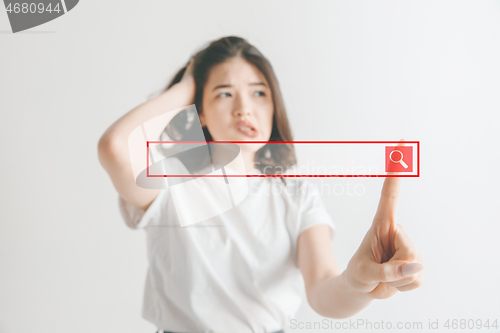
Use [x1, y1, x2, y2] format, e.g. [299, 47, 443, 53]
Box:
[297, 181, 337, 241]
[117, 155, 186, 230]
[118, 189, 167, 230]
[288, 180, 337, 267]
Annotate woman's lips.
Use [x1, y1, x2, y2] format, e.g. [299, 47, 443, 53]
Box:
[236, 126, 258, 137]
[235, 120, 258, 138]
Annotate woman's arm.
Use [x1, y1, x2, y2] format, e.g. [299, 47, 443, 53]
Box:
[298, 174, 425, 319]
[297, 225, 374, 319]
[97, 63, 195, 210]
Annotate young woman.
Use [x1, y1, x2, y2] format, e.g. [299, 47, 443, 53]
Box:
[98, 36, 425, 333]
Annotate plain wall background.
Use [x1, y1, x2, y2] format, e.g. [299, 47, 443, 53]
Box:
[1, 1, 499, 332]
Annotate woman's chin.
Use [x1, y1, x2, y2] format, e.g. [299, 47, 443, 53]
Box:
[212, 134, 267, 153]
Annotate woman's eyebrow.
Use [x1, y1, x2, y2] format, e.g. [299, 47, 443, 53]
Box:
[212, 82, 267, 91]
[212, 84, 231, 91]
[249, 82, 267, 87]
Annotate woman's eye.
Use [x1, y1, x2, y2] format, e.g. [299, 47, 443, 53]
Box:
[254, 91, 265, 97]
[219, 92, 231, 98]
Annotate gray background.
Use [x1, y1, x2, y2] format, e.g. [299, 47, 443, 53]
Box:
[1, 0, 499, 332]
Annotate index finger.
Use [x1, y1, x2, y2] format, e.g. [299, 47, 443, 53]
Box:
[374, 139, 405, 221]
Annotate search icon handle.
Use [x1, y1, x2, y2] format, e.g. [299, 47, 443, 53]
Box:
[389, 150, 409, 169]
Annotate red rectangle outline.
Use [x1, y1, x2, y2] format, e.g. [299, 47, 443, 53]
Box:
[146, 141, 420, 178]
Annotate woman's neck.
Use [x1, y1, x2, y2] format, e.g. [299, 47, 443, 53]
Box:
[241, 150, 257, 173]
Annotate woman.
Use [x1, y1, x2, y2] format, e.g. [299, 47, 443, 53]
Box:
[98, 36, 425, 333]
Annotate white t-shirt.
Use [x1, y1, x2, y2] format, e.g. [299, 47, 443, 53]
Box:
[118, 157, 337, 333]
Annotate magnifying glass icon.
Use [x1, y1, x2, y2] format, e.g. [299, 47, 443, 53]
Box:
[389, 149, 408, 169]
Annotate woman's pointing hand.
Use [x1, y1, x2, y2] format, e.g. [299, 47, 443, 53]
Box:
[344, 141, 425, 299]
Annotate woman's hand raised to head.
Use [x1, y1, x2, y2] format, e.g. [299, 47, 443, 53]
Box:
[97, 57, 199, 211]
[179, 58, 195, 86]
[168, 58, 195, 106]
[344, 141, 425, 300]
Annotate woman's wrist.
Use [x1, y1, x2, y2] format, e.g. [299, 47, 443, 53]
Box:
[157, 78, 195, 108]
[342, 269, 375, 301]
[168, 78, 195, 103]
[309, 271, 374, 319]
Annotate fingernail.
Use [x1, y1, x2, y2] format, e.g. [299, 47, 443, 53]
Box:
[400, 263, 424, 276]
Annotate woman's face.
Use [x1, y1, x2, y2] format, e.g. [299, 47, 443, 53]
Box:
[199, 57, 274, 157]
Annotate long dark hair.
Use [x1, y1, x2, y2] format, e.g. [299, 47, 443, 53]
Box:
[161, 36, 296, 183]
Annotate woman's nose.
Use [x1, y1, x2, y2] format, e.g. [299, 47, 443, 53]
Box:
[235, 109, 251, 117]
[233, 96, 252, 118]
